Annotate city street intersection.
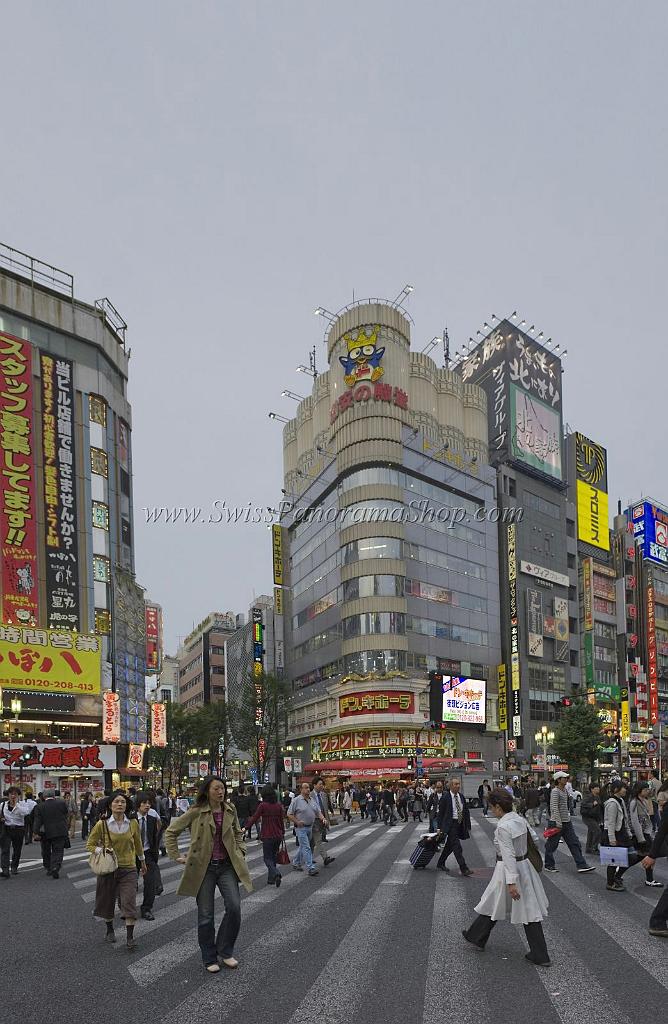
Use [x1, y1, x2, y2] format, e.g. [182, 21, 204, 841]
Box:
[6, 811, 667, 1024]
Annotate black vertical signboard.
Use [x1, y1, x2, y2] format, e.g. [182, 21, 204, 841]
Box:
[41, 353, 80, 628]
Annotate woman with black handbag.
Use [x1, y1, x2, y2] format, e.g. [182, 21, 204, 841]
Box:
[244, 785, 287, 887]
[86, 790, 146, 948]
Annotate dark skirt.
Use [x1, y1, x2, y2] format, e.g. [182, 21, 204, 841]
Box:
[93, 867, 138, 921]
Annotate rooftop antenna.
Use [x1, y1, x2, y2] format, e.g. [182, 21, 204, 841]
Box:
[443, 327, 451, 368]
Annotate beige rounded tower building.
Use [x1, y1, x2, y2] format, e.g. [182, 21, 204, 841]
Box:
[278, 299, 502, 783]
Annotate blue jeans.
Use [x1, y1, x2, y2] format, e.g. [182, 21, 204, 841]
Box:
[293, 826, 314, 871]
[544, 820, 587, 869]
[196, 860, 241, 964]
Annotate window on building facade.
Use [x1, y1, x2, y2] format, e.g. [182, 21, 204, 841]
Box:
[342, 538, 403, 564]
[523, 490, 561, 520]
[341, 575, 404, 601]
[160, 689, 171, 702]
[342, 650, 407, 675]
[120, 468, 130, 496]
[342, 612, 406, 639]
[293, 588, 339, 628]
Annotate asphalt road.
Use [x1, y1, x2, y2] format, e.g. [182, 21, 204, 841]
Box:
[4, 811, 667, 1023]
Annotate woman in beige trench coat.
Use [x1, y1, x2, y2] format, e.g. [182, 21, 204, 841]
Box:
[165, 776, 253, 972]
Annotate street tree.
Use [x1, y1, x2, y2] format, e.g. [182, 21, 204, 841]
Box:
[194, 700, 234, 776]
[147, 703, 199, 790]
[552, 701, 607, 777]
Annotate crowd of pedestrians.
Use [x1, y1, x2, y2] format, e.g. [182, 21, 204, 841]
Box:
[2, 767, 667, 969]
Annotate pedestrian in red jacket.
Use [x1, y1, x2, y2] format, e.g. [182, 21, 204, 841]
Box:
[245, 786, 287, 887]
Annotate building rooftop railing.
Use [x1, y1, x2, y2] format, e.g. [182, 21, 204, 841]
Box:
[0, 241, 74, 299]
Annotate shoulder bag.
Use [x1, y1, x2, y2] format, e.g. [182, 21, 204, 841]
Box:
[526, 827, 543, 874]
[277, 840, 291, 865]
[88, 818, 119, 876]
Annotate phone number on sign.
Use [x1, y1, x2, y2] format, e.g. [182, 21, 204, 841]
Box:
[3, 677, 98, 693]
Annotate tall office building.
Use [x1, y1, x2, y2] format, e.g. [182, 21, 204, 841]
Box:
[614, 499, 668, 771]
[279, 299, 503, 784]
[177, 611, 239, 710]
[464, 320, 576, 768]
[0, 243, 145, 783]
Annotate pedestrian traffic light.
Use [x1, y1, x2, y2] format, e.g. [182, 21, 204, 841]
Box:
[560, 698, 573, 707]
[19, 745, 38, 763]
[406, 758, 414, 771]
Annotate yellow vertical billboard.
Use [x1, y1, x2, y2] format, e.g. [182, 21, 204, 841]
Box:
[272, 525, 284, 585]
[575, 433, 610, 551]
[497, 664, 508, 732]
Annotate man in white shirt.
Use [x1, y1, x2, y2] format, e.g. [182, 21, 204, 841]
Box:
[1, 787, 36, 876]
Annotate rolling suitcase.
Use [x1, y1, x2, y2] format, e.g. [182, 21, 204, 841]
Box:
[410, 835, 440, 870]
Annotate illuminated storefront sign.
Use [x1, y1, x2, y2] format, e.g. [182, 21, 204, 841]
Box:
[0, 331, 39, 624]
[339, 690, 415, 717]
[102, 690, 121, 743]
[441, 677, 486, 726]
[40, 353, 80, 628]
[582, 557, 594, 631]
[252, 607, 264, 724]
[310, 728, 457, 761]
[0, 624, 102, 694]
[497, 664, 508, 732]
[520, 561, 570, 587]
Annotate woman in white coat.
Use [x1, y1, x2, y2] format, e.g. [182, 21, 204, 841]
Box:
[462, 788, 550, 966]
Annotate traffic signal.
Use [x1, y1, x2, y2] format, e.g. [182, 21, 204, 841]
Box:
[19, 744, 39, 763]
[406, 758, 414, 771]
[560, 698, 573, 707]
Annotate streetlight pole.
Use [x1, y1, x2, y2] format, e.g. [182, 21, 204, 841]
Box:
[534, 725, 555, 783]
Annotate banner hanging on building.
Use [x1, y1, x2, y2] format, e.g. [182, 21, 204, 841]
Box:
[497, 664, 508, 732]
[151, 701, 167, 747]
[508, 524, 521, 738]
[272, 525, 284, 585]
[0, 332, 39, 625]
[102, 691, 121, 743]
[526, 589, 544, 658]
[646, 568, 659, 725]
[40, 353, 80, 629]
[0, 624, 101, 694]
[145, 603, 162, 675]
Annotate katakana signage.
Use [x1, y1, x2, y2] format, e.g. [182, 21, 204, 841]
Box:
[0, 331, 39, 624]
[339, 690, 415, 717]
[40, 353, 80, 628]
[464, 322, 562, 481]
[0, 624, 101, 694]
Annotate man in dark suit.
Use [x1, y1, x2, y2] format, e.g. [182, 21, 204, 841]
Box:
[436, 778, 473, 876]
[135, 793, 162, 919]
[641, 809, 668, 937]
[33, 791, 69, 878]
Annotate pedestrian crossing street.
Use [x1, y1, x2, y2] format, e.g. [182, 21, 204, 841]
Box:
[58, 814, 667, 1024]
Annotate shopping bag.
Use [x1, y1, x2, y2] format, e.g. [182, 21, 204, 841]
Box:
[599, 845, 629, 868]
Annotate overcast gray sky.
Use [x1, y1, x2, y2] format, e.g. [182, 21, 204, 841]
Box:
[2, 2, 666, 653]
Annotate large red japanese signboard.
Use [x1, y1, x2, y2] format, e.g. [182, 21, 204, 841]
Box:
[0, 624, 101, 694]
[0, 743, 116, 770]
[0, 331, 39, 624]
